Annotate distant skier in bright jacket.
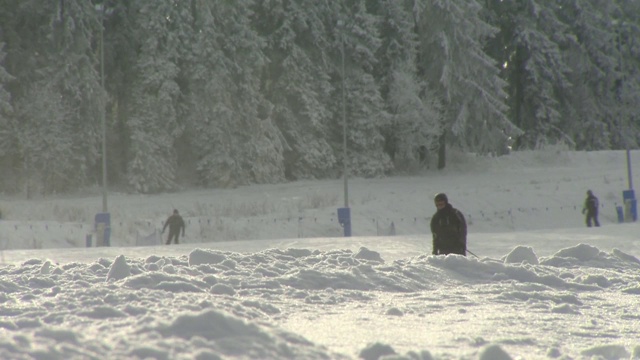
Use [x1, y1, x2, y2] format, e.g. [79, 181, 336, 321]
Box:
[582, 190, 600, 227]
[430, 193, 467, 256]
[162, 209, 185, 245]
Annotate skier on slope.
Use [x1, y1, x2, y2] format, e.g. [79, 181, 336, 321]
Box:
[430, 193, 467, 256]
[162, 209, 186, 245]
[582, 190, 600, 227]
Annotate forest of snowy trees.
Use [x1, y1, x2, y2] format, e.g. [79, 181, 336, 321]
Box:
[0, 0, 638, 194]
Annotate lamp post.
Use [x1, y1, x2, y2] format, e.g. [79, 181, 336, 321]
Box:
[96, 3, 108, 213]
[615, 20, 636, 222]
[93, 3, 111, 246]
[616, 21, 633, 191]
[340, 24, 349, 209]
[337, 20, 351, 236]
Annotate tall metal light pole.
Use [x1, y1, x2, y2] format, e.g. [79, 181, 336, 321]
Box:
[615, 20, 636, 222]
[97, 4, 108, 213]
[616, 21, 633, 191]
[93, 3, 112, 246]
[336, 20, 351, 237]
[341, 25, 349, 209]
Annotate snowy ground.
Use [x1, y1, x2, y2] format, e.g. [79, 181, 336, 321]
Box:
[1, 149, 640, 359]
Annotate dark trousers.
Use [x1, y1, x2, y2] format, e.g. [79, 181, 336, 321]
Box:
[586, 212, 600, 227]
[435, 247, 466, 256]
[166, 231, 180, 245]
[433, 241, 466, 256]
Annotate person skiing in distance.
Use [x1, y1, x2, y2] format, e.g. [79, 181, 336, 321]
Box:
[430, 193, 467, 256]
[162, 209, 186, 245]
[582, 190, 600, 227]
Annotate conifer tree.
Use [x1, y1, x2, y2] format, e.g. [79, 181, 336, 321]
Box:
[179, 1, 239, 187]
[125, 1, 188, 193]
[416, 0, 518, 165]
[374, 0, 441, 168]
[485, 0, 573, 149]
[333, 0, 391, 177]
[14, 84, 79, 195]
[0, 42, 15, 187]
[0, 44, 11, 118]
[0, 0, 102, 193]
[182, 0, 284, 188]
[553, 0, 620, 149]
[252, 0, 336, 180]
[208, 0, 284, 186]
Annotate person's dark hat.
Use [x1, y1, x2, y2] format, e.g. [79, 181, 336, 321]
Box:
[173, 209, 179, 214]
[434, 193, 448, 203]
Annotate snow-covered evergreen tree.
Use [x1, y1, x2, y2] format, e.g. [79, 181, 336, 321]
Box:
[484, 0, 639, 151]
[0, 42, 15, 187]
[618, 2, 640, 148]
[606, 0, 640, 148]
[252, 0, 336, 180]
[217, 0, 286, 186]
[181, 0, 284, 188]
[179, 3, 240, 187]
[55, 0, 106, 184]
[512, 1, 573, 149]
[416, 0, 518, 161]
[0, 0, 639, 194]
[332, 0, 391, 177]
[0, 0, 102, 193]
[0, 43, 11, 118]
[387, 65, 442, 165]
[14, 84, 78, 195]
[374, 0, 441, 168]
[98, 0, 145, 186]
[553, 0, 620, 150]
[125, 1, 187, 193]
[165, 1, 227, 188]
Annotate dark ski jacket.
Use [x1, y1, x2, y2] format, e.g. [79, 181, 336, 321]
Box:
[163, 214, 185, 235]
[431, 203, 467, 256]
[584, 194, 599, 215]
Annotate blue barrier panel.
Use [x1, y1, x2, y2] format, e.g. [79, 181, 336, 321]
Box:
[337, 207, 351, 237]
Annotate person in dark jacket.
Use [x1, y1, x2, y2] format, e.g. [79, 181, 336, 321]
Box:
[582, 190, 600, 227]
[162, 209, 185, 245]
[430, 193, 467, 256]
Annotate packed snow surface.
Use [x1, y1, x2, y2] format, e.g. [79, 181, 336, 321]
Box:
[1, 150, 640, 359]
